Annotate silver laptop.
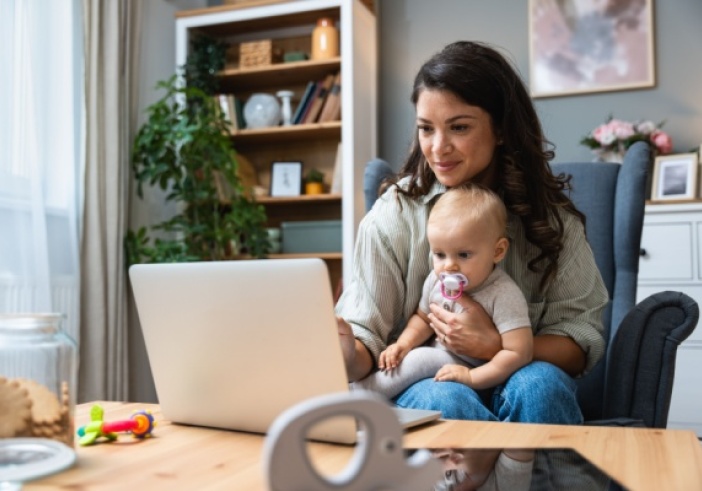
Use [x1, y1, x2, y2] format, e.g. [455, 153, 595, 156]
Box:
[129, 258, 440, 444]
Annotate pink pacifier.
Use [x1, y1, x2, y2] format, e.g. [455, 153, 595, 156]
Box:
[439, 272, 469, 300]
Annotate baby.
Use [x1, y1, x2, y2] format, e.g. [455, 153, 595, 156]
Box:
[353, 183, 532, 397]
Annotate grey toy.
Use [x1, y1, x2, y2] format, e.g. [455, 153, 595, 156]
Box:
[263, 391, 442, 490]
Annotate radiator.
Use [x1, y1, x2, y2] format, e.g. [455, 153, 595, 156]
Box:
[0, 275, 79, 343]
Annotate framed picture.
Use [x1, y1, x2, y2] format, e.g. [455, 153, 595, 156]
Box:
[528, 0, 655, 98]
[269, 161, 302, 197]
[651, 154, 699, 202]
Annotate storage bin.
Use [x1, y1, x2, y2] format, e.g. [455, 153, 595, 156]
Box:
[239, 39, 282, 68]
[281, 220, 341, 253]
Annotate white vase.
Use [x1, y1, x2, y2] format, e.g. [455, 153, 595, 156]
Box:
[594, 150, 625, 164]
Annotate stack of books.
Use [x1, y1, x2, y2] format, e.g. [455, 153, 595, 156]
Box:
[291, 70, 341, 125]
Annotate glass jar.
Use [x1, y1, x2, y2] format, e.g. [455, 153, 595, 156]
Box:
[311, 17, 339, 60]
[0, 314, 78, 446]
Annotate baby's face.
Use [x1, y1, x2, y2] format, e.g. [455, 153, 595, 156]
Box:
[427, 216, 504, 293]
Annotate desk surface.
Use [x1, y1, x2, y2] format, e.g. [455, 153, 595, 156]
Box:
[25, 401, 702, 490]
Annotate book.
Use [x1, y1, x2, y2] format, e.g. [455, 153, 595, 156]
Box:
[292, 81, 316, 125]
[233, 95, 246, 130]
[302, 73, 335, 124]
[226, 94, 237, 131]
[330, 141, 343, 194]
[216, 94, 230, 123]
[318, 71, 341, 123]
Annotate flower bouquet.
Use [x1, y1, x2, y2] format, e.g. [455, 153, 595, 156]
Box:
[580, 116, 673, 162]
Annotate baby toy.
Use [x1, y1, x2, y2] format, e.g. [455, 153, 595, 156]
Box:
[77, 404, 155, 446]
[439, 272, 469, 300]
[264, 391, 442, 490]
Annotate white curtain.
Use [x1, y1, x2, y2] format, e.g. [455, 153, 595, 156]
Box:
[0, 2, 83, 345]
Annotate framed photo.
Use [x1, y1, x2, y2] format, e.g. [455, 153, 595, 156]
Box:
[269, 161, 302, 197]
[528, 0, 655, 98]
[651, 153, 699, 202]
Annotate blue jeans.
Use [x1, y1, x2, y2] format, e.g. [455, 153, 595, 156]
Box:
[393, 361, 583, 424]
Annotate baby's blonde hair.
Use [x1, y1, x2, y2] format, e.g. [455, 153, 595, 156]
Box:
[428, 184, 507, 239]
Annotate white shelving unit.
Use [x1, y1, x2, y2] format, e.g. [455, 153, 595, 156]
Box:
[175, 0, 377, 288]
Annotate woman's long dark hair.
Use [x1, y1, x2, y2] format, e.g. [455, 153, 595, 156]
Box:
[396, 41, 584, 291]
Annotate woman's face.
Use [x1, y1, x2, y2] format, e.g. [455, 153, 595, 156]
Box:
[416, 89, 499, 188]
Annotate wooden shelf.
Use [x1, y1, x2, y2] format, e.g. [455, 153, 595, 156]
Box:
[259, 193, 341, 227]
[232, 252, 341, 260]
[256, 193, 341, 205]
[231, 121, 341, 145]
[219, 58, 341, 92]
[267, 252, 342, 260]
[178, 7, 340, 37]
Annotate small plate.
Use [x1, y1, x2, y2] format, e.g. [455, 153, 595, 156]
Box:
[0, 438, 76, 483]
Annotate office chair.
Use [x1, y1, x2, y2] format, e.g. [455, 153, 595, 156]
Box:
[363, 141, 698, 428]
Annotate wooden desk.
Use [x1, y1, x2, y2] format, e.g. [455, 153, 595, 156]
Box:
[25, 401, 702, 490]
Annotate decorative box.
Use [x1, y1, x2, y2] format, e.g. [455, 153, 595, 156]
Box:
[281, 220, 342, 253]
[239, 39, 282, 68]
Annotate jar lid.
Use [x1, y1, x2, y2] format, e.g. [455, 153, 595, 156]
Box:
[0, 438, 76, 482]
[0, 313, 64, 329]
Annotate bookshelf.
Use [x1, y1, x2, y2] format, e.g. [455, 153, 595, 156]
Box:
[176, 0, 377, 290]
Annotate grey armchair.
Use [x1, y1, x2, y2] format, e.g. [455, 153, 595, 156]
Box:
[364, 141, 698, 428]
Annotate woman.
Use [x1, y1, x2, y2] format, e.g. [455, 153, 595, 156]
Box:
[335, 40, 607, 424]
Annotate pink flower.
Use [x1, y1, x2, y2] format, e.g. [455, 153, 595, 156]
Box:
[581, 115, 672, 158]
[650, 130, 673, 154]
[592, 124, 617, 145]
[607, 119, 635, 140]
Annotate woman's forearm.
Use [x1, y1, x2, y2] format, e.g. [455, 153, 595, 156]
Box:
[347, 339, 374, 382]
[533, 335, 586, 376]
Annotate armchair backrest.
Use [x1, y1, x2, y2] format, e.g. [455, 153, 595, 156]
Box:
[550, 141, 650, 421]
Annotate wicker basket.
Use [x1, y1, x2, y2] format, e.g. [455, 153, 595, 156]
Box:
[239, 39, 282, 68]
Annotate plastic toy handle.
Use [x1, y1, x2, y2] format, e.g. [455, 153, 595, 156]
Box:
[102, 420, 136, 434]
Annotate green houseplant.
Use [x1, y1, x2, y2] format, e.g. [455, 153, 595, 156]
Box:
[126, 36, 269, 264]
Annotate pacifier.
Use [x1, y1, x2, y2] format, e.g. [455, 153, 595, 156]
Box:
[439, 273, 469, 300]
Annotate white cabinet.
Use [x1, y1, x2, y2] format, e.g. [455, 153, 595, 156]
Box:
[637, 202, 702, 435]
[175, 0, 377, 287]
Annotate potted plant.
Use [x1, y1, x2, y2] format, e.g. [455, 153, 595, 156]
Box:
[304, 168, 325, 195]
[125, 36, 269, 264]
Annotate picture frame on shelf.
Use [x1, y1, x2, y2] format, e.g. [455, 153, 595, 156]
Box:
[651, 153, 699, 202]
[269, 161, 302, 197]
[528, 0, 655, 98]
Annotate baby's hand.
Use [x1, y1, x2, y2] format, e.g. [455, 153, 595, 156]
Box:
[435, 364, 473, 386]
[378, 343, 410, 371]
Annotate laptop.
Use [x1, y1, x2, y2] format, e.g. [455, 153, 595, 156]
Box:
[129, 258, 441, 444]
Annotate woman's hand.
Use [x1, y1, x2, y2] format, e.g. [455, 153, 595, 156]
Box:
[336, 316, 373, 382]
[428, 294, 501, 361]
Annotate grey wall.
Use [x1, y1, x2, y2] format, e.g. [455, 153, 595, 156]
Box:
[129, 0, 208, 403]
[376, 0, 702, 168]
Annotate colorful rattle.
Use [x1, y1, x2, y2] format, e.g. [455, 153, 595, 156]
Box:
[439, 272, 469, 300]
[77, 404, 155, 446]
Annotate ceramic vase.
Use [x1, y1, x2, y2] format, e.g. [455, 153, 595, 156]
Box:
[311, 17, 339, 60]
[243, 93, 281, 129]
[594, 150, 625, 164]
